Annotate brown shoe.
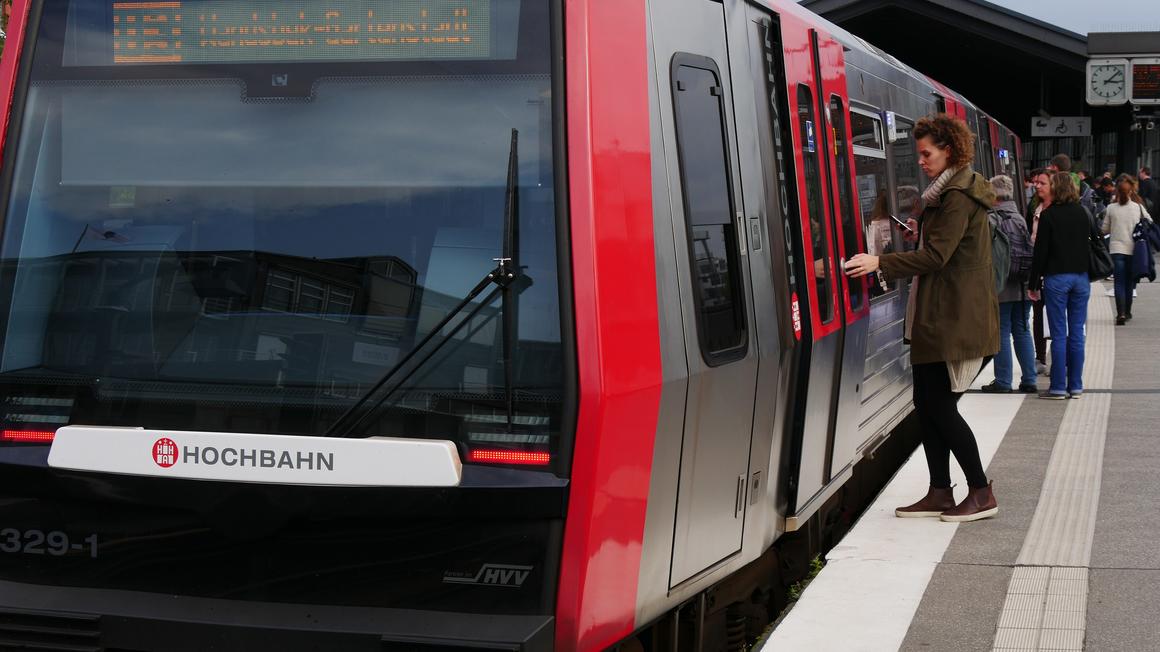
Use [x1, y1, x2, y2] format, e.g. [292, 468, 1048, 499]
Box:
[895, 486, 956, 518]
[939, 481, 998, 522]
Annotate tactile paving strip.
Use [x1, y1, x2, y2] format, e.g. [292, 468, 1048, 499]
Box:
[991, 288, 1114, 651]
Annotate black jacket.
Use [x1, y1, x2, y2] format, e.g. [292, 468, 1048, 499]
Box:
[1141, 177, 1159, 212]
[1029, 202, 1091, 291]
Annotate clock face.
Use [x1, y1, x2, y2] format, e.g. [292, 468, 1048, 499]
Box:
[1091, 64, 1126, 99]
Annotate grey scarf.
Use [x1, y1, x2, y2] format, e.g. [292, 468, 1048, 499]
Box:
[921, 166, 961, 208]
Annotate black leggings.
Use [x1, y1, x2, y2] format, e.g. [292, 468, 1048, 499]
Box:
[912, 361, 989, 489]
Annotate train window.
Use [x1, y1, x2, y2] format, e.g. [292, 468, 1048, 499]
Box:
[672, 60, 747, 363]
[979, 117, 995, 179]
[797, 85, 833, 323]
[851, 112, 885, 151]
[851, 109, 891, 299]
[829, 96, 863, 312]
[890, 117, 922, 254]
[0, 0, 568, 470]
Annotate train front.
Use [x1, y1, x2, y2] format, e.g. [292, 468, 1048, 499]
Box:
[0, 0, 572, 649]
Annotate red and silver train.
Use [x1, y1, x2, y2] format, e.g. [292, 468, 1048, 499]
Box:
[0, 0, 1024, 650]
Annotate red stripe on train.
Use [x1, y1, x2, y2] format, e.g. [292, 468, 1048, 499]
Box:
[556, 0, 663, 650]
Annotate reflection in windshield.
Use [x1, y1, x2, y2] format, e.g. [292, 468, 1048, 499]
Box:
[0, 73, 563, 459]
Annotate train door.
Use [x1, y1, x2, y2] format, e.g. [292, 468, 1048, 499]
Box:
[778, 24, 852, 520]
[724, 1, 800, 546]
[821, 77, 872, 483]
[652, 0, 761, 586]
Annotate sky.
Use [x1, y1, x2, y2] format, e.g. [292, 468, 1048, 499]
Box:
[974, 0, 1160, 36]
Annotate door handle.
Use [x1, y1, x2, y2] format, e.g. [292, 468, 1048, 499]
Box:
[736, 212, 747, 256]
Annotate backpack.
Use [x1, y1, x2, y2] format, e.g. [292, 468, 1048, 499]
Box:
[987, 211, 1010, 295]
[1079, 184, 1096, 214]
[995, 209, 1034, 284]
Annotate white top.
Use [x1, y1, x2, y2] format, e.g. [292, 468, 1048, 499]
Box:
[1102, 200, 1152, 256]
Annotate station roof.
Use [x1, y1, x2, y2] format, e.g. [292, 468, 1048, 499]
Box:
[800, 0, 1090, 136]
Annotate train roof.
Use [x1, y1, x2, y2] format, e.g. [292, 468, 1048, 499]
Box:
[770, 0, 1009, 128]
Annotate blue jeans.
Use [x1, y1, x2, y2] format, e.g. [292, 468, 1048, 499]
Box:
[994, 300, 1037, 389]
[1112, 253, 1135, 317]
[1043, 273, 1091, 395]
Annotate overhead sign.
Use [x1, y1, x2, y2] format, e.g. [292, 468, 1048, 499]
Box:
[1132, 59, 1160, 105]
[1031, 116, 1091, 138]
[48, 426, 463, 487]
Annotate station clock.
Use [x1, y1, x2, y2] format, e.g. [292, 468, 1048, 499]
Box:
[1087, 59, 1129, 106]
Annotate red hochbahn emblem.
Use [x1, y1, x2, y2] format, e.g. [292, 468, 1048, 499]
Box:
[152, 437, 178, 468]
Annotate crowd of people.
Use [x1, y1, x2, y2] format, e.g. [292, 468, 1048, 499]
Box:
[842, 114, 1157, 524]
[1005, 156, 1156, 396]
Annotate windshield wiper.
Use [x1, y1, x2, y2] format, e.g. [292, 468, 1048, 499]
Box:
[327, 129, 529, 438]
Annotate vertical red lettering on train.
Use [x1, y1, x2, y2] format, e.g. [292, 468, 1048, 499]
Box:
[152, 437, 178, 468]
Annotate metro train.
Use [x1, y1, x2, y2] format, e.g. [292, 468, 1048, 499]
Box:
[0, 0, 1026, 650]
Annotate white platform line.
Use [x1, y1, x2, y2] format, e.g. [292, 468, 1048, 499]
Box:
[764, 371, 1024, 651]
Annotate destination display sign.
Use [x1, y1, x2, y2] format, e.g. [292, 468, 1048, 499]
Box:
[1132, 61, 1160, 104]
[108, 0, 496, 65]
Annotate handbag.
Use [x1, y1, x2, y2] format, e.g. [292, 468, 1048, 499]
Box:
[1088, 221, 1113, 281]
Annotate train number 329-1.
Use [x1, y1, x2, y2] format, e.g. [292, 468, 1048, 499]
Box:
[0, 528, 98, 558]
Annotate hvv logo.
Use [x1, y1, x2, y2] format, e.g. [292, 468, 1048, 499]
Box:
[442, 563, 533, 588]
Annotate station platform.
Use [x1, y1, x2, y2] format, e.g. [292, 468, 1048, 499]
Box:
[764, 281, 1159, 652]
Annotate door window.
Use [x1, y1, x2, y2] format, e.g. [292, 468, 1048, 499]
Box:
[851, 109, 895, 299]
[672, 58, 748, 363]
[829, 96, 863, 312]
[797, 85, 833, 324]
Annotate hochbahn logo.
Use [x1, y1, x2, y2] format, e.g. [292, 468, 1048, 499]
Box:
[152, 438, 177, 468]
[150, 437, 335, 471]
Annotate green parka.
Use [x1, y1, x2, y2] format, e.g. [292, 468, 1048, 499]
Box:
[878, 167, 999, 365]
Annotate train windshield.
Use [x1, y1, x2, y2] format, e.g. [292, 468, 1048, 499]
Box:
[0, 0, 566, 470]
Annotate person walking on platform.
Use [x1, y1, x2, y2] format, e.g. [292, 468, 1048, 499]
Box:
[1028, 172, 1092, 400]
[1140, 167, 1158, 213]
[981, 175, 1037, 394]
[1028, 169, 1051, 375]
[844, 114, 999, 523]
[1103, 174, 1153, 325]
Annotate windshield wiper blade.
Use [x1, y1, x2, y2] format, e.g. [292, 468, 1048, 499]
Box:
[327, 129, 528, 438]
[499, 127, 521, 430]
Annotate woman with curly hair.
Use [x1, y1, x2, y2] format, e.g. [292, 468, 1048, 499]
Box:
[845, 114, 999, 522]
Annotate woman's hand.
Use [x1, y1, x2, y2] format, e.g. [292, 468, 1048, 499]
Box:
[845, 253, 880, 278]
[1027, 289, 1040, 302]
[901, 218, 919, 243]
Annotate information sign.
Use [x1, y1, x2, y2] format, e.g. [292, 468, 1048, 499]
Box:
[100, 0, 497, 65]
[1131, 59, 1160, 105]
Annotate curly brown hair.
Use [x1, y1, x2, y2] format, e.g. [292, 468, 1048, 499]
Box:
[913, 114, 975, 169]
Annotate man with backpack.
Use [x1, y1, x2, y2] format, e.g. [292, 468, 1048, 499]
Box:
[982, 175, 1038, 393]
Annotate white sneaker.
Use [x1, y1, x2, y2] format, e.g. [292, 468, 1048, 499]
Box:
[1036, 362, 1048, 376]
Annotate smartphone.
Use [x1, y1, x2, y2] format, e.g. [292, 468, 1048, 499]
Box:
[890, 214, 915, 232]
